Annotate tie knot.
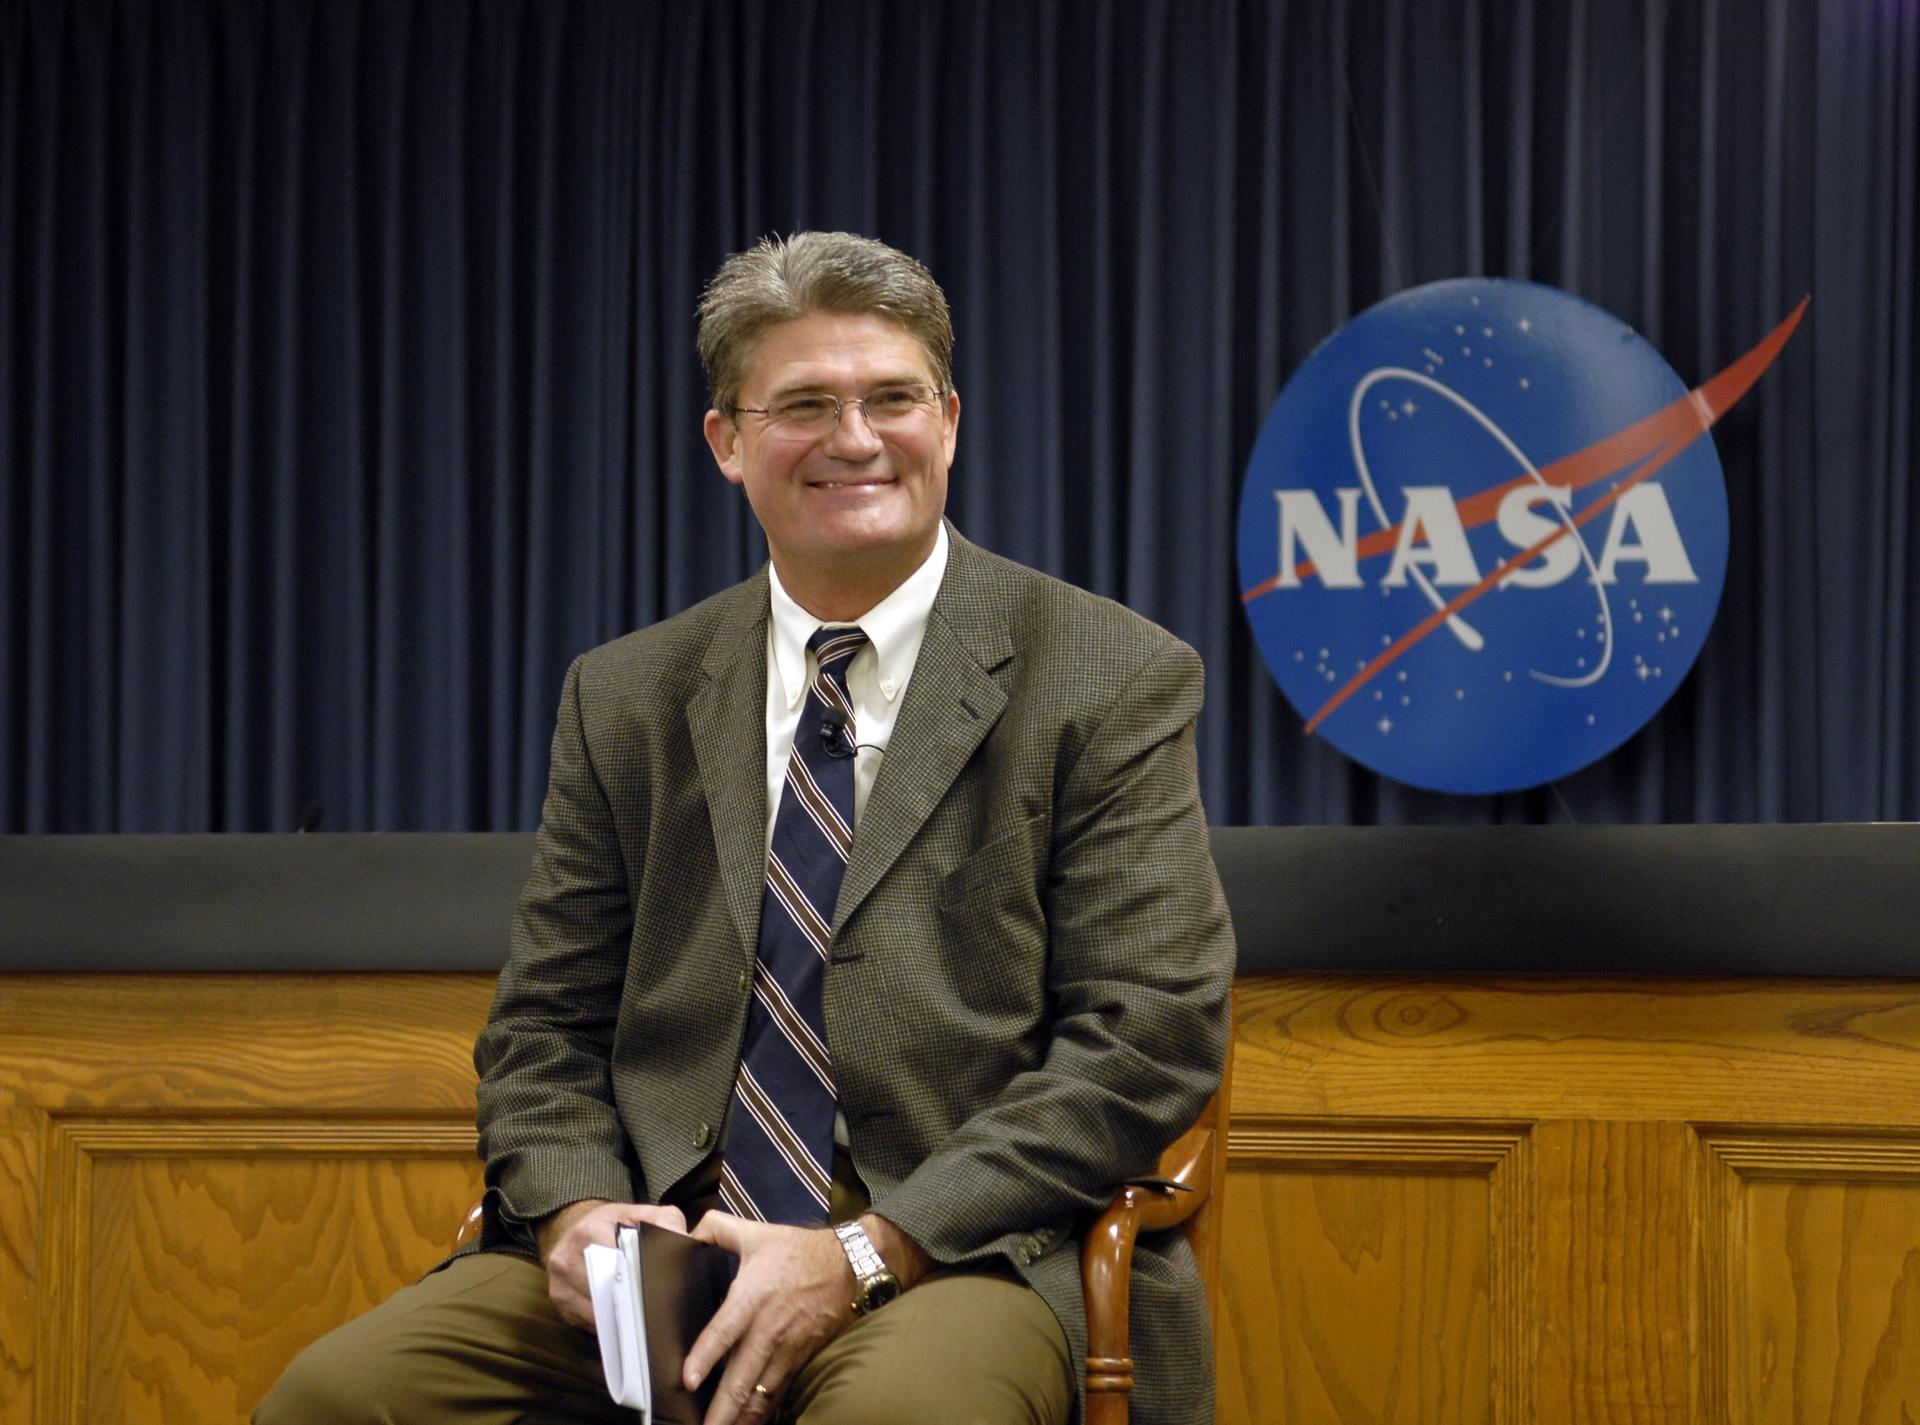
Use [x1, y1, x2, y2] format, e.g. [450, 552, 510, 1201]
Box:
[808, 626, 868, 676]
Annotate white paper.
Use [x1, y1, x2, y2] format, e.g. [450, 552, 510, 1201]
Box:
[584, 1225, 651, 1418]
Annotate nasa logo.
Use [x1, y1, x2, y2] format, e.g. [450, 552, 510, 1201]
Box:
[1235, 279, 1803, 795]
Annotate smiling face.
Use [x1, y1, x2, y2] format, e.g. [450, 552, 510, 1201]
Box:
[704, 310, 961, 621]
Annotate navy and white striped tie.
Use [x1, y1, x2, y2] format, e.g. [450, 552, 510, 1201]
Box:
[720, 626, 868, 1225]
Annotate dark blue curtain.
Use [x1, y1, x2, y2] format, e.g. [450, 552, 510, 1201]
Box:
[3, 0, 1915, 831]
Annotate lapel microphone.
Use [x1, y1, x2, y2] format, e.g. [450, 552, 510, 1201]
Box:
[818, 707, 857, 759]
[817, 707, 884, 760]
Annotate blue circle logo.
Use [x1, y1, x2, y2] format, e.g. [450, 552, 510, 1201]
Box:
[1236, 279, 1745, 795]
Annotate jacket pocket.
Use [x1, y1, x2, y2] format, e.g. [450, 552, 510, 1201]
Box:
[938, 811, 1048, 918]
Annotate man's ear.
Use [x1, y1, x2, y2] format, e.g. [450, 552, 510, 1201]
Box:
[941, 387, 961, 465]
[704, 409, 745, 486]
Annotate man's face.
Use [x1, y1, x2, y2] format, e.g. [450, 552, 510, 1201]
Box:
[704, 311, 960, 601]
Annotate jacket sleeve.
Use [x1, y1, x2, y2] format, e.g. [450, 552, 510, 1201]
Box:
[473, 655, 642, 1237]
[870, 638, 1236, 1267]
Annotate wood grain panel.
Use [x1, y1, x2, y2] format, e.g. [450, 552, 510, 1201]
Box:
[7, 973, 1920, 1425]
[1700, 1131, 1920, 1425]
[37, 1116, 481, 1425]
[1217, 1119, 1529, 1425]
[0, 1115, 37, 1425]
[88, 1155, 482, 1423]
[1233, 978, 1920, 1124]
[0, 976, 494, 1425]
[34, 1114, 88, 1425]
[1533, 1120, 1698, 1425]
[0, 975, 495, 1112]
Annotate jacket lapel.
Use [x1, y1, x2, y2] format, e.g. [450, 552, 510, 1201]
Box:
[687, 576, 772, 962]
[833, 532, 1013, 934]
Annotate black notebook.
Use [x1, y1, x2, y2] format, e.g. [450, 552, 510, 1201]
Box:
[584, 1223, 739, 1423]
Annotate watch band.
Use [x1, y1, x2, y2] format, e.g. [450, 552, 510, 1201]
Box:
[832, 1220, 900, 1314]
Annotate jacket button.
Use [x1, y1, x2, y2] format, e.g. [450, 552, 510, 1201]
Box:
[694, 1123, 712, 1149]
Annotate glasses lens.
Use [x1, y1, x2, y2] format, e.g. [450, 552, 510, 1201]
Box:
[862, 384, 933, 425]
[768, 395, 838, 429]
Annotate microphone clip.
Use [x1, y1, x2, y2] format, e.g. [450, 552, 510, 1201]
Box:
[818, 707, 857, 759]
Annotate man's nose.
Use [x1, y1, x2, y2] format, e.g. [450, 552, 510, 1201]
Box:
[822, 399, 884, 455]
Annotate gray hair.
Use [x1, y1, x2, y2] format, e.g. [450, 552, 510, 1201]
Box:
[697, 231, 955, 418]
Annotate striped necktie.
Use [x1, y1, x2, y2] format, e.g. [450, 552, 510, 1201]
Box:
[719, 626, 868, 1224]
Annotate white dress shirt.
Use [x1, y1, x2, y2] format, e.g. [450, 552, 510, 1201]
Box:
[763, 521, 951, 853]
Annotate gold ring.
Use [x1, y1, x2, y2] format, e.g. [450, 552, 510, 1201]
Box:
[752, 1383, 774, 1400]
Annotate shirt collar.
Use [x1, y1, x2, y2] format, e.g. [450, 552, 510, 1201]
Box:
[768, 523, 950, 711]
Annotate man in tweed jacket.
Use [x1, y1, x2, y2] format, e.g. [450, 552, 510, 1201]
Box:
[256, 232, 1232, 1425]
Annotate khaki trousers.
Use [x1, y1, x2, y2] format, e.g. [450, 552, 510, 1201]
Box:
[253, 1249, 1072, 1425]
[257, 1147, 1072, 1423]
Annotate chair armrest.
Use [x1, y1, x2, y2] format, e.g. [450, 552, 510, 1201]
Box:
[452, 1199, 485, 1253]
[1081, 1122, 1218, 1424]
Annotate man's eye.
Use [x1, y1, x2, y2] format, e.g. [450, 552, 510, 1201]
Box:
[868, 387, 924, 413]
[776, 397, 834, 421]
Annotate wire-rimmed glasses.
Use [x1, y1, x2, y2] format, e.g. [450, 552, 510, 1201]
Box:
[735, 382, 943, 435]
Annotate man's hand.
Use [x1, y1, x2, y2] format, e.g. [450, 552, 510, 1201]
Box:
[682, 1214, 857, 1424]
[536, 1197, 690, 1330]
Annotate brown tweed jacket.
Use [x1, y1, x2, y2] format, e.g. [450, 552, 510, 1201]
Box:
[471, 526, 1235, 1425]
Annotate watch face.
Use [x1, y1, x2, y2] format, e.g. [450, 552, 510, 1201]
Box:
[860, 1272, 901, 1312]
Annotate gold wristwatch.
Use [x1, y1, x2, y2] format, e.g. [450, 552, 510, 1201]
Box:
[832, 1220, 901, 1314]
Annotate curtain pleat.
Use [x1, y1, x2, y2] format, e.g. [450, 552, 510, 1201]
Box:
[2, 0, 1914, 830]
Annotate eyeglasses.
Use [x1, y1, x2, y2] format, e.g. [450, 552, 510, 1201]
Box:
[735, 382, 943, 435]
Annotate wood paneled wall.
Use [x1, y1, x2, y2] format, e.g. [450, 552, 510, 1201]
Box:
[1216, 978, 1920, 1425]
[3, 973, 1918, 1424]
[0, 976, 492, 1425]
